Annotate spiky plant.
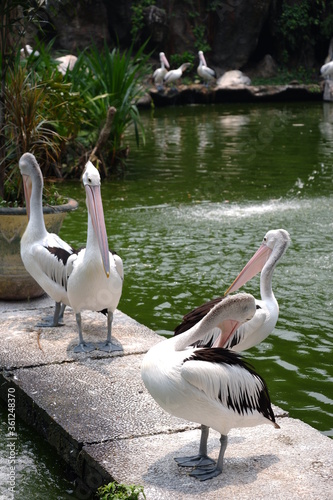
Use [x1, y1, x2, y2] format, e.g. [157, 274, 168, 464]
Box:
[67, 41, 152, 171]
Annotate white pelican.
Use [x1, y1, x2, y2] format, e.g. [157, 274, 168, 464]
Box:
[320, 60, 333, 80]
[164, 63, 191, 86]
[174, 229, 291, 352]
[19, 153, 75, 327]
[197, 51, 216, 86]
[141, 293, 279, 481]
[153, 52, 170, 89]
[55, 54, 78, 75]
[20, 44, 40, 58]
[66, 161, 124, 353]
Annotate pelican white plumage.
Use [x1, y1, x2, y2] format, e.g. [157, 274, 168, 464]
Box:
[19, 153, 75, 327]
[320, 60, 333, 80]
[20, 44, 40, 58]
[55, 55, 78, 75]
[153, 52, 170, 89]
[197, 51, 216, 86]
[174, 229, 291, 352]
[164, 63, 191, 86]
[66, 161, 124, 353]
[141, 293, 279, 481]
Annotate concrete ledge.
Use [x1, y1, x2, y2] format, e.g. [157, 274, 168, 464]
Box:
[0, 296, 332, 499]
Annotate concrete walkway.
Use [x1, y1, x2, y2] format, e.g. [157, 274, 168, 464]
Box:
[0, 296, 332, 499]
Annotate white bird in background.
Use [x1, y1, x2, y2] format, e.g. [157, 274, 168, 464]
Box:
[19, 154, 123, 353]
[142, 293, 279, 481]
[153, 52, 170, 89]
[67, 161, 124, 353]
[174, 229, 291, 352]
[55, 54, 78, 75]
[20, 44, 40, 58]
[20, 45, 77, 75]
[19, 153, 75, 327]
[320, 60, 333, 80]
[197, 50, 216, 86]
[164, 63, 191, 86]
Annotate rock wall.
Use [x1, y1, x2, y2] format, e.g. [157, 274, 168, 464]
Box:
[29, 0, 324, 74]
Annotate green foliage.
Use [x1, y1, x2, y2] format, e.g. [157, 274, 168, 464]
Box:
[67, 41, 151, 171]
[170, 51, 195, 69]
[276, 0, 333, 63]
[193, 25, 211, 54]
[96, 481, 146, 500]
[1, 49, 85, 205]
[131, 0, 156, 44]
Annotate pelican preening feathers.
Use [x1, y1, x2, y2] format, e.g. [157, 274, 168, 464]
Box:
[141, 293, 279, 481]
[164, 63, 191, 86]
[19, 153, 123, 353]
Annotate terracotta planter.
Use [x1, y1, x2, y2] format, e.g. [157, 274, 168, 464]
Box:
[0, 199, 78, 300]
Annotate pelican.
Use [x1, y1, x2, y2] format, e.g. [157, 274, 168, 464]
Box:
[164, 63, 191, 86]
[320, 60, 333, 80]
[197, 51, 216, 86]
[55, 54, 78, 75]
[66, 161, 124, 353]
[19, 153, 75, 327]
[141, 293, 279, 481]
[174, 229, 291, 352]
[153, 52, 170, 89]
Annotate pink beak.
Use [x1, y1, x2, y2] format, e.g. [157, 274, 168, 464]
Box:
[85, 183, 110, 277]
[212, 319, 241, 348]
[22, 174, 32, 219]
[200, 52, 207, 66]
[161, 53, 170, 69]
[224, 242, 273, 295]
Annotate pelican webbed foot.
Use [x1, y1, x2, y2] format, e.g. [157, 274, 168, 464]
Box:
[189, 463, 223, 481]
[73, 342, 96, 353]
[174, 454, 215, 467]
[73, 312, 95, 353]
[96, 341, 122, 353]
[189, 433, 227, 481]
[175, 424, 214, 468]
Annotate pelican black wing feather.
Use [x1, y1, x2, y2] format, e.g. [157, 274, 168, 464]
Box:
[184, 348, 277, 425]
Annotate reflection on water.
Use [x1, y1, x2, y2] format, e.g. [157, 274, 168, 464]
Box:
[1, 102, 332, 498]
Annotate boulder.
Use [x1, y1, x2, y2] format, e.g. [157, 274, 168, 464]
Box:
[217, 70, 251, 87]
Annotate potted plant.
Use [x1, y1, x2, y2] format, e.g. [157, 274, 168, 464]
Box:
[0, 0, 80, 300]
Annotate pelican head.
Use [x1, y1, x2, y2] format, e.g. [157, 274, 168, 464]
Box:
[159, 52, 170, 69]
[82, 161, 110, 278]
[225, 229, 291, 295]
[198, 50, 207, 66]
[19, 152, 43, 219]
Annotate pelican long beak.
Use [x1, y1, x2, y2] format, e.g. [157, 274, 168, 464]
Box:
[200, 52, 207, 66]
[224, 243, 272, 295]
[85, 183, 110, 277]
[212, 319, 241, 347]
[22, 174, 32, 219]
[162, 53, 170, 69]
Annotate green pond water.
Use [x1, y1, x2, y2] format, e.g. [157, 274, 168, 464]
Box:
[1, 101, 332, 498]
